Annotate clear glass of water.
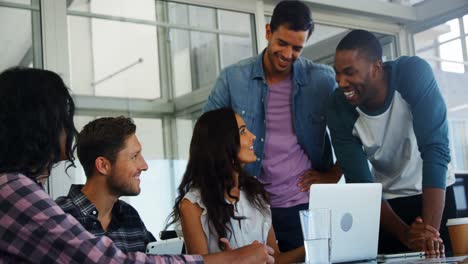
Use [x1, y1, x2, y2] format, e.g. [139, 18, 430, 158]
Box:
[299, 208, 331, 264]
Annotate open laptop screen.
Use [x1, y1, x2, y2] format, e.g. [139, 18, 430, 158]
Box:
[309, 183, 382, 263]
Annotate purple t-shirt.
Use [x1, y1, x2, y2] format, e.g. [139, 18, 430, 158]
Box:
[259, 76, 311, 208]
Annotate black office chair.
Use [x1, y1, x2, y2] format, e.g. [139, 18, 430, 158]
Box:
[159, 230, 179, 240]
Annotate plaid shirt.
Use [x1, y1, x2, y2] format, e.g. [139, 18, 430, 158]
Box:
[0, 173, 203, 264]
[56, 184, 155, 253]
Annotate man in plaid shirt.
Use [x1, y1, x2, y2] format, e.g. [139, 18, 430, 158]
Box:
[56, 117, 156, 253]
[0, 67, 274, 264]
[1, 173, 202, 263]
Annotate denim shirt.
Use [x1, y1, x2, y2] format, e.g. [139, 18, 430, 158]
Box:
[204, 51, 337, 177]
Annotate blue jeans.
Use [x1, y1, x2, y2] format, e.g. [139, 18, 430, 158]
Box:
[271, 203, 309, 252]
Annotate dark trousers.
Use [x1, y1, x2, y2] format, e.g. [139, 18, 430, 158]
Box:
[271, 203, 309, 252]
[378, 185, 457, 255]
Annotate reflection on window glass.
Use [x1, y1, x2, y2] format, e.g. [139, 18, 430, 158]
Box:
[168, 2, 188, 25]
[176, 118, 193, 159]
[68, 15, 160, 99]
[189, 5, 216, 29]
[464, 15, 468, 33]
[440, 39, 464, 73]
[414, 22, 465, 74]
[414, 29, 437, 52]
[466, 36, 468, 57]
[381, 39, 397, 61]
[218, 10, 250, 32]
[68, 0, 156, 21]
[0, 6, 38, 72]
[170, 29, 192, 96]
[170, 2, 220, 93]
[190, 32, 218, 89]
[171, 0, 219, 84]
[168, 2, 254, 96]
[133, 117, 164, 160]
[305, 24, 348, 47]
[218, 10, 253, 68]
[438, 19, 460, 43]
[219, 35, 253, 68]
[451, 121, 468, 170]
[414, 17, 468, 171]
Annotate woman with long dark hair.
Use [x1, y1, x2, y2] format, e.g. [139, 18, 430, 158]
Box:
[168, 108, 304, 263]
[0, 67, 273, 264]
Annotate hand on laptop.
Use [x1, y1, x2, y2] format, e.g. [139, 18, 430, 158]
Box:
[405, 217, 444, 257]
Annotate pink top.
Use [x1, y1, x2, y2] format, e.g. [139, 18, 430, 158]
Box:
[259, 76, 311, 207]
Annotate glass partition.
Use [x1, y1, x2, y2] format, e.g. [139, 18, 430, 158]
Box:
[0, 1, 41, 72]
[413, 16, 468, 171]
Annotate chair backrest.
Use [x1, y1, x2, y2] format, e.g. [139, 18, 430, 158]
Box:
[159, 230, 178, 240]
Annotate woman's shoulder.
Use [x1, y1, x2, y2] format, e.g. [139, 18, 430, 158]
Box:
[182, 188, 207, 212]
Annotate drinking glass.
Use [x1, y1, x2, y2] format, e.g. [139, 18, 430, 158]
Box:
[299, 208, 331, 264]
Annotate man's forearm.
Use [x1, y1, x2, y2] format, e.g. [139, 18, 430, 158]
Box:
[380, 201, 409, 244]
[331, 162, 343, 181]
[325, 162, 342, 183]
[422, 187, 445, 230]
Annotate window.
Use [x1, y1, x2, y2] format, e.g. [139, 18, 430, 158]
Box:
[67, 0, 161, 99]
[218, 10, 254, 68]
[414, 18, 467, 74]
[450, 121, 468, 170]
[169, 2, 255, 96]
[67, 0, 255, 99]
[414, 15, 468, 171]
[439, 39, 464, 73]
[300, 25, 396, 65]
[0, 1, 41, 72]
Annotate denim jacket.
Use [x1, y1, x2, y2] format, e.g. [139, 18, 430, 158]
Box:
[203, 51, 337, 177]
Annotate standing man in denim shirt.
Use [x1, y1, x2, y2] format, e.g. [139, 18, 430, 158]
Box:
[204, 0, 342, 251]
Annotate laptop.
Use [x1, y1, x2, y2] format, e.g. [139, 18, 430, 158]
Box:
[308, 183, 382, 263]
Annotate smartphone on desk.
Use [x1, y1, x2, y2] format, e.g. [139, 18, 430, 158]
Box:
[377, 251, 425, 260]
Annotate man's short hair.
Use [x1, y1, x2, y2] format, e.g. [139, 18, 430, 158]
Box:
[336, 29, 382, 62]
[270, 0, 314, 38]
[78, 116, 136, 178]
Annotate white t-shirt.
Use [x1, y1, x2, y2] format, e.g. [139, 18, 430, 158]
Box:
[183, 188, 272, 253]
[353, 91, 455, 199]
